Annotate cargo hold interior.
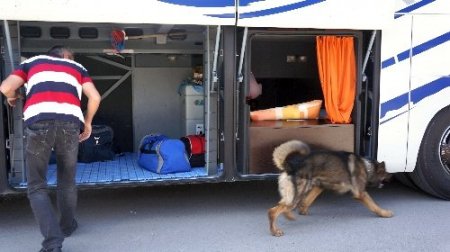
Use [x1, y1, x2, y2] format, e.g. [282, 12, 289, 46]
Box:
[237, 29, 371, 176]
[4, 23, 374, 188]
[5, 22, 221, 188]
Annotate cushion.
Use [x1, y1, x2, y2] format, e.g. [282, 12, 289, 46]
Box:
[250, 100, 322, 121]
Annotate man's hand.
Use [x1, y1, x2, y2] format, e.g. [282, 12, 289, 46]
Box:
[79, 123, 92, 142]
[0, 75, 25, 104]
[6, 93, 23, 107]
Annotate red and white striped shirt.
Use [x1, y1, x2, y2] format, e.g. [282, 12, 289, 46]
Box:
[12, 55, 92, 128]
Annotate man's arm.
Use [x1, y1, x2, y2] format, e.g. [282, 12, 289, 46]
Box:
[79, 82, 101, 142]
[0, 75, 25, 107]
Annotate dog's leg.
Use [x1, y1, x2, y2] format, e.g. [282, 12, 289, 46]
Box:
[268, 178, 307, 236]
[284, 184, 316, 220]
[283, 210, 296, 221]
[268, 203, 295, 237]
[354, 191, 394, 218]
[298, 186, 323, 215]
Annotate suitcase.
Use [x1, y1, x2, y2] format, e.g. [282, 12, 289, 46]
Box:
[78, 125, 115, 163]
[180, 134, 206, 167]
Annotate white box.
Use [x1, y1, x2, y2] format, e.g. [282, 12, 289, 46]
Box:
[181, 84, 204, 96]
[181, 85, 204, 135]
[184, 120, 204, 135]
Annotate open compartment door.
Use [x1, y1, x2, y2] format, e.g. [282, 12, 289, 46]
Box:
[204, 25, 222, 175]
[237, 0, 394, 29]
[1, 21, 26, 186]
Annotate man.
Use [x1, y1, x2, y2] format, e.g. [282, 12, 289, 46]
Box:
[0, 46, 101, 252]
[247, 72, 262, 100]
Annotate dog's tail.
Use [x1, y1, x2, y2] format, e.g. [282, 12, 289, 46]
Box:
[273, 140, 310, 172]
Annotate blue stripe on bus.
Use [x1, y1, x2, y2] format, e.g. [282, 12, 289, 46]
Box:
[411, 76, 450, 106]
[395, 0, 436, 19]
[396, 50, 409, 63]
[208, 0, 325, 18]
[382, 31, 450, 69]
[381, 57, 395, 69]
[240, 0, 263, 5]
[380, 93, 409, 119]
[207, 13, 235, 18]
[161, 0, 433, 19]
[158, 0, 268, 7]
[380, 76, 450, 122]
[411, 32, 450, 57]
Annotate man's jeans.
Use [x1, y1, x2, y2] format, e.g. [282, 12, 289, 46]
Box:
[25, 120, 80, 249]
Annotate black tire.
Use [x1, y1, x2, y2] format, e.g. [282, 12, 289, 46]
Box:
[394, 173, 420, 191]
[408, 106, 450, 200]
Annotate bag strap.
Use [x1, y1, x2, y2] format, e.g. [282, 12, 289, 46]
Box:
[139, 134, 167, 154]
[155, 141, 165, 174]
[140, 141, 158, 154]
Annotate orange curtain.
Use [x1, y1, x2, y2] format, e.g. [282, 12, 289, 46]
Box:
[316, 36, 356, 124]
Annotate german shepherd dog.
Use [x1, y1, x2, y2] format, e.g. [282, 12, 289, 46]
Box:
[268, 140, 393, 237]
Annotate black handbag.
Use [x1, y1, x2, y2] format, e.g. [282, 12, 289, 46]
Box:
[78, 125, 115, 163]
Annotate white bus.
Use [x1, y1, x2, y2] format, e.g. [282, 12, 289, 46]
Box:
[0, 0, 449, 199]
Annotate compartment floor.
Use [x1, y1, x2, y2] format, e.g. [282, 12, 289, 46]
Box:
[18, 152, 208, 187]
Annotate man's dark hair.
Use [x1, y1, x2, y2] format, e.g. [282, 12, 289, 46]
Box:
[47, 45, 72, 58]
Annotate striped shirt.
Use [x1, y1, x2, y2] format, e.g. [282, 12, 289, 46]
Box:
[12, 55, 92, 128]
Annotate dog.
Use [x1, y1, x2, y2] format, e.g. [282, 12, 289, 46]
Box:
[268, 140, 393, 237]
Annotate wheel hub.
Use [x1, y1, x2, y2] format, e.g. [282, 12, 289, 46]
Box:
[440, 143, 450, 166]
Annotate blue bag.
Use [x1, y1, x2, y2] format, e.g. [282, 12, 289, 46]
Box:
[138, 134, 191, 174]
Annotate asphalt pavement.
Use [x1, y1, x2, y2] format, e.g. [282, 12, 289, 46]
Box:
[1, 179, 449, 252]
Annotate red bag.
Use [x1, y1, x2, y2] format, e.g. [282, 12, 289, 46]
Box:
[180, 135, 206, 167]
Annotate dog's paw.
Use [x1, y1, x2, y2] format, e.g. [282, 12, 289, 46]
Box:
[379, 209, 394, 218]
[271, 229, 285, 237]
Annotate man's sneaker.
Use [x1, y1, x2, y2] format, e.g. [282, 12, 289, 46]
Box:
[39, 247, 62, 252]
[62, 219, 78, 237]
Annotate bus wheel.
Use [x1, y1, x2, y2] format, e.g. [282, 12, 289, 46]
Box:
[409, 107, 450, 200]
[394, 173, 420, 191]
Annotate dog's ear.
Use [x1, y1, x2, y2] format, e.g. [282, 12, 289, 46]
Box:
[377, 161, 393, 181]
[375, 161, 386, 174]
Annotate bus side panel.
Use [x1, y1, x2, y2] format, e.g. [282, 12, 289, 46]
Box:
[396, 0, 450, 15]
[378, 16, 412, 173]
[406, 14, 450, 172]
[0, 0, 235, 25]
[236, 0, 394, 29]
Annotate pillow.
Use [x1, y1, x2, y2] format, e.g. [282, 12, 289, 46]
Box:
[250, 100, 322, 121]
